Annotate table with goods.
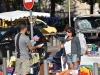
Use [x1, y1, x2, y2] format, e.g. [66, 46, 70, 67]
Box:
[81, 44, 100, 65]
[59, 44, 100, 75]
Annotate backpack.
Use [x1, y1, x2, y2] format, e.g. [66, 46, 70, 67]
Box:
[77, 32, 87, 54]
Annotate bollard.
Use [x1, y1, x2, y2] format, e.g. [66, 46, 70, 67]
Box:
[56, 35, 61, 50]
[7, 50, 10, 67]
[53, 36, 57, 46]
[44, 60, 49, 75]
[7, 50, 10, 59]
[49, 36, 53, 46]
[57, 38, 60, 50]
[93, 63, 99, 75]
[3, 58, 7, 75]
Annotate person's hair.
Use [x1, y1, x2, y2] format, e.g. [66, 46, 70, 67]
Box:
[66, 27, 76, 37]
[19, 22, 27, 31]
[64, 24, 69, 31]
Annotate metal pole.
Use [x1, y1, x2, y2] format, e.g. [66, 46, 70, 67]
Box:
[44, 60, 48, 75]
[68, 0, 71, 26]
[50, 36, 53, 46]
[53, 36, 56, 46]
[93, 63, 99, 75]
[7, 50, 10, 59]
[30, 10, 33, 40]
[57, 36, 60, 50]
[3, 58, 7, 75]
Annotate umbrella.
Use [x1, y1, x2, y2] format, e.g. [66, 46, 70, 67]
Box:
[0, 10, 50, 21]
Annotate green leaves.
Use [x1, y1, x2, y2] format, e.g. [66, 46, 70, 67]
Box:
[35, 2, 44, 10]
[55, 0, 64, 5]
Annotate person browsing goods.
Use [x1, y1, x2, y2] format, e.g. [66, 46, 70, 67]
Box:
[14, 23, 42, 75]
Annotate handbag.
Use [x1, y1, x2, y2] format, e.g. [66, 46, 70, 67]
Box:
[30, 53, 40, 65]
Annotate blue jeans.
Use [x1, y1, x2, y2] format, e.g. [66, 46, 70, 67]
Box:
[63, 54, 77, 69]
[67, 54, 77, 63]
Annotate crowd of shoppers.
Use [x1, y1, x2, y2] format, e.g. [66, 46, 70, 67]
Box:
[14, 22, 86, 75]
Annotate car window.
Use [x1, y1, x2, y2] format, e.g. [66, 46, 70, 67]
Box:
[2, 30, 18, 42]
[76, 17, 100, 29]
[77, 19, 92, 29]
[1, 31, 6, 35]
[47, 20, 54, 26]
[35, 21, 46, 28]
[54, 21, 62, 26]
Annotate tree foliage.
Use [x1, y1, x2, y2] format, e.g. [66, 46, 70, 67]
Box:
[50, 0, 73, 16]
[55, 0, 64, 5]
[79, 0, 100, 4]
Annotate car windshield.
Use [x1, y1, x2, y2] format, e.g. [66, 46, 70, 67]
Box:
[46, 20, 57, 26]
[53, 19, 68, 26]
[76, 17, 100, 29]
[1, 31, 6, 35]
[0, 28, 10, 37]
[0, 30, 6, 38]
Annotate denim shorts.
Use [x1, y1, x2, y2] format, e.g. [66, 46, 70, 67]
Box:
[66, 54, 77, 63]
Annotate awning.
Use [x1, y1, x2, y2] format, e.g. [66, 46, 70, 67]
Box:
[0, 10, 50, 21]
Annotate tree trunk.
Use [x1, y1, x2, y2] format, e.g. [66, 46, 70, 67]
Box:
[90, 0, 93, 14]
[50, 0, 55, 17]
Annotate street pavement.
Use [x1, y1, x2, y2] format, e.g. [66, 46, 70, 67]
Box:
[46, 46, 59, 58]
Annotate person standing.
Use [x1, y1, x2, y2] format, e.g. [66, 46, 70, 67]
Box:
[14, 23, 42, 75]
[63, 27, 81, 70]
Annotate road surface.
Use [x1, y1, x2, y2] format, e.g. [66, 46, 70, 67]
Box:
[46, 46, 59, 58]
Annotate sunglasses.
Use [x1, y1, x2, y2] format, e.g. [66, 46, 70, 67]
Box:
[66, 31, 71, 33]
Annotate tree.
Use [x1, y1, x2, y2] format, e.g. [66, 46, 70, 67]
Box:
[50, 0, 64, 17]
[79, 0, 100, 14]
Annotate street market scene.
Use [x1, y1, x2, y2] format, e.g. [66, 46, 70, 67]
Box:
[0, 0, 100, 75]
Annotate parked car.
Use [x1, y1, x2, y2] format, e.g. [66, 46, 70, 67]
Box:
[52, 19, 68, 32]
[0, 26, 47, 64]
[1, 18, 57, 40]
[74, 14, 100, 44]
[42, 17, 73, 32]
[42, 17, 59, 26]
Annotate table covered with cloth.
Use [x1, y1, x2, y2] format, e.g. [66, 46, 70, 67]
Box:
[80, 55, 100, 65]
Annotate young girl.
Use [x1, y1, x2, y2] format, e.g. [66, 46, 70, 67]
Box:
[63, 27, 81, 70]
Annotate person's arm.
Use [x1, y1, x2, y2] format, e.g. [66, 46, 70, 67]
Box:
[25, 37, 41, 51]
[28, 45, 41, 51]
[75, 37, 81, 58]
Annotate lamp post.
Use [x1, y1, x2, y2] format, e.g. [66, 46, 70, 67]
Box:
[68, 0, 71, 26]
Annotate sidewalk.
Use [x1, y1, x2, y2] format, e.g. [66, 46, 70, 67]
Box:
[48, 46, 58, 50]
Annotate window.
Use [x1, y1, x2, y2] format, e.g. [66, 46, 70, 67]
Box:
[76, 17, 100, 29]
[2, 30, 17, 42]
[35, 21, 46, 28]
[77, 19, 92, 29]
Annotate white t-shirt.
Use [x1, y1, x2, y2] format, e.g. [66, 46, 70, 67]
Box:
[64, 40, 71, 54]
